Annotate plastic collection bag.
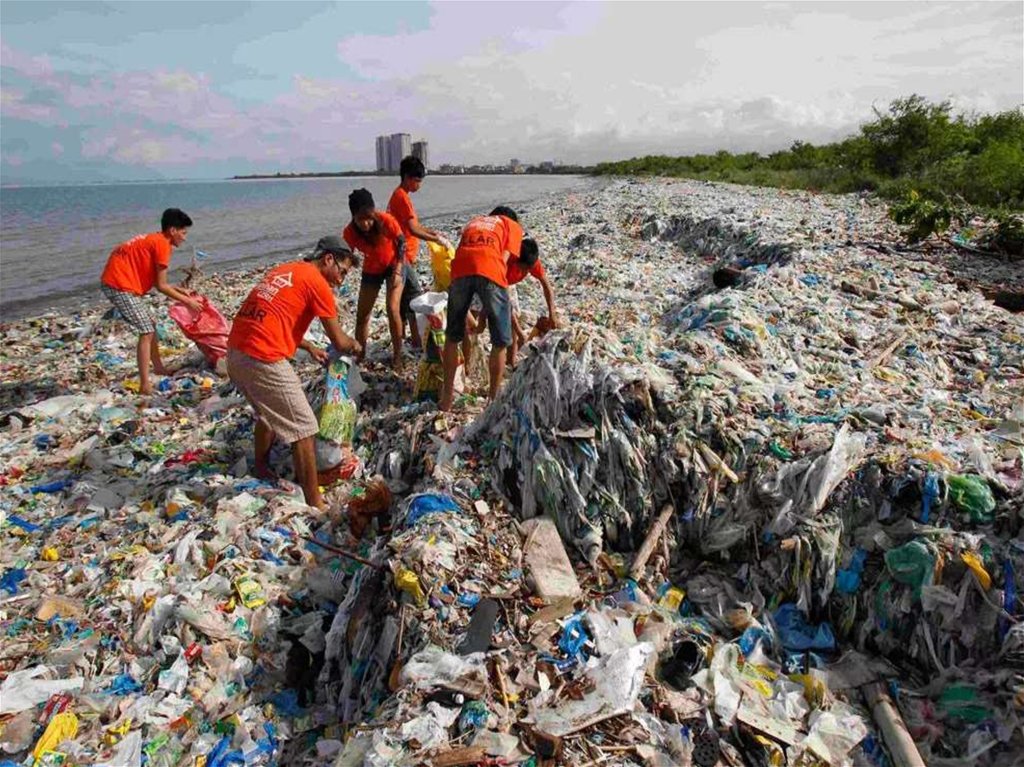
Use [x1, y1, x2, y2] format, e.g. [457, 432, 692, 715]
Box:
[317, 354, 364, 447]
[409, 291, 464, 401]
[427, 241, 456, 291]
[168, 295, 231, 367]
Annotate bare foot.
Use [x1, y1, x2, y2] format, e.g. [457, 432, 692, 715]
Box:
[392, 355, 405, 374]
[139, 384, 154, 396]
[254, 465, 279, 482]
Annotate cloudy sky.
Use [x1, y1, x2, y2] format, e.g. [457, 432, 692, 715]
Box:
[1, 1, 1020, 183]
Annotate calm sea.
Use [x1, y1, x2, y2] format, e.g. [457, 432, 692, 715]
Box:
[0, 175, 596, 319]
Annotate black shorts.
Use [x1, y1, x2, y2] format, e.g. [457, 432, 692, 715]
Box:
[361, 263, 423, 319]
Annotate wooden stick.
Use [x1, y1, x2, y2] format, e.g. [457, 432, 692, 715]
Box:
[870, 333, 908, 369]
[630, 505, 674, 580]
[297, 534, 382, 569]
[862, 682, 926, 767]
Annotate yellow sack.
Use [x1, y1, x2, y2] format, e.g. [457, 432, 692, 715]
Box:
[428, 240, 456, 291]
[33, 712, 78, 763]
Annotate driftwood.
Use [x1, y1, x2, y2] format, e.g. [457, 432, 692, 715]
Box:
[630, 504, 674, 579]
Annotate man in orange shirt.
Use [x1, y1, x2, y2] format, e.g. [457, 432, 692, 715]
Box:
[227, 236, 362, 512]
[440, 206, 524, 411]
[343, 188, 408, 371]
[387, 156, 451, 349]
[100, 208, 202, 394]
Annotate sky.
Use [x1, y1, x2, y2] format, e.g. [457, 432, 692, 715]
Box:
[1, 1, 1021, 184]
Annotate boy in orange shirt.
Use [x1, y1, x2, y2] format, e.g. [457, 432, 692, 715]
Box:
[387, 156, 451, 349]
[440, 206, 524, 411]
[343, 188, 408, 371]
[504, 241, 560, 366]
[100, 208, 203, 394]
[227, 236, 362, 512]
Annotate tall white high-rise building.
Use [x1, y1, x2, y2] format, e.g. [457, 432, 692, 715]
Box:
[375, 135, 388, 172]
[412, 141, 429, 170]
[373, 133, 423, 172]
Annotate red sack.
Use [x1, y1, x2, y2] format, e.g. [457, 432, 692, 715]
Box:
[168, 296, 231, 367]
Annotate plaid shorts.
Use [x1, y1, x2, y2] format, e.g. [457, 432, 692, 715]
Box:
[102, 284, 156, 334]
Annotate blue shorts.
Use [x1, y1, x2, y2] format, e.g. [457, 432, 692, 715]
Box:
[446, 276, 511, 348]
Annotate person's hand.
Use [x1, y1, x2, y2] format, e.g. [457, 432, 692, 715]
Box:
[388, 266, 403, 292]
[550, 314, 562, 330]
[308, 346, 329, 364]
[183, 297, 203, 313]
[348, 340, 363, 357]
[439, 236, 454, 250]
[515, 328, 528, 347]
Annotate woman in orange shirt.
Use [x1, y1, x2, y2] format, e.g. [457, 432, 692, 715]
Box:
[342, 188, 408, 371]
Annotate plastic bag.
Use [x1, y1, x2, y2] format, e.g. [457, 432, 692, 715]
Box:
[168, 295, 230, 367]
[318, 354, 363, 447]
[427, 241, 456, 291]
[946, 474, 996, 523]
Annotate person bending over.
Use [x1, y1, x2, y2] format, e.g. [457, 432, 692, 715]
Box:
[99, 208, 202, 394]
[343, 188, 407, 371]
[440, 206, 524, 411]
[227, 236, 362, 512]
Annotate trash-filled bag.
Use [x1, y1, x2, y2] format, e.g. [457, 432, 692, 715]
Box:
[410, 291, 463, 401]
[428, 240, 456, 291]
[315, 353, 365, 471]
[168, 295, 231, 367]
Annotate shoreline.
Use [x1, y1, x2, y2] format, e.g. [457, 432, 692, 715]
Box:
[1, 178, 1022, 765]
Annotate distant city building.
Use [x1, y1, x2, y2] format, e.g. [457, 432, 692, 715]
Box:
[412, 141, 429, 169]
[510, 158, 521, 169]
[540, 160, 555, 172]
[374, 133, 419, 173]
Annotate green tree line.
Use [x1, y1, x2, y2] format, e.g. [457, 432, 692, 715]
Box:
[593, 96, 1024, 250]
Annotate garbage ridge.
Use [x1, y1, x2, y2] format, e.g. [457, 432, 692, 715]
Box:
[1, 178, 1022, 767]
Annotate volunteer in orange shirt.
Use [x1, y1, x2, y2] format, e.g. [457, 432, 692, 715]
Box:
[99, 208, 202, 394]
[504, 243, 560, 366]
[387, 156, 451, 349]
[343, 188, 408, 371]
[440, 206, 524, 411]
[227, 236, 362, 512]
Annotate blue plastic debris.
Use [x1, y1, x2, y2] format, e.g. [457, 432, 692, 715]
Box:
[773, 603, 836, 652]
[0, 568, 27, 595]
[405, 493, 460, 526]
[558, 612, 590, 660]
[836, 549, 868, 594]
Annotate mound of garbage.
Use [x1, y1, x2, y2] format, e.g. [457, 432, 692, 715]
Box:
[1, 178, 1022, 767]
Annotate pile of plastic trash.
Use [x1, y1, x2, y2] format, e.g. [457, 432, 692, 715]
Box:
[2, 177, 1022, 767]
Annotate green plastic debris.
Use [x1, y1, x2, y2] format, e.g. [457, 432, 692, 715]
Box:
[769, 441, 793, 461]
[883, 539, 935, 597]
[939, 683, 992, 724]
[946, 474, 996, 523]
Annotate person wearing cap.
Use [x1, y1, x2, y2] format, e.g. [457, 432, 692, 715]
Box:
[99, 208, 203, 395]
[387, 156, 452, 349]
[343, 188, 409, 371]
[226, 236, 362, 512]
[440, 205, 524, 411]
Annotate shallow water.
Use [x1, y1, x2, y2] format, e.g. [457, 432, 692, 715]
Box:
[0, 174, 595, 318]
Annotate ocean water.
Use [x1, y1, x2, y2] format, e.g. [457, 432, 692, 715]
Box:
[0, 174, 596, 319]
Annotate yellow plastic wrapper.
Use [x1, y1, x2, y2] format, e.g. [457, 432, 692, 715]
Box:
[41, 547, 60, 561]
[32, 712, 78, 763]
[657, 586, 686, 612]
[395, 567, 426, 606]
[960, 551, 992, 590]
[233, 574, 267, 609]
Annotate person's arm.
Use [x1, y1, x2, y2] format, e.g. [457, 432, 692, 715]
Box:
[407, 219, 446, 245]
[298, 339, 329, 364]
[154, 266, 202, 312]
[320, 317, 362, 357]
[511, 310, 527, 345]
[537, 273, 560, 327]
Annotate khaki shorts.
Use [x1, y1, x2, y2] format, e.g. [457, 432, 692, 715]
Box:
[227, 348, 318, 444]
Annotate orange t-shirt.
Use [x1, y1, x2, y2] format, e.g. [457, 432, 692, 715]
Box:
[100, 232, 172, 295]
[387, 186, 420, 264]
[451, 215, 524, 288]
[228, 261, 337, 362]
[342, 211, 403, 276]
[506, 258, 546, 286]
